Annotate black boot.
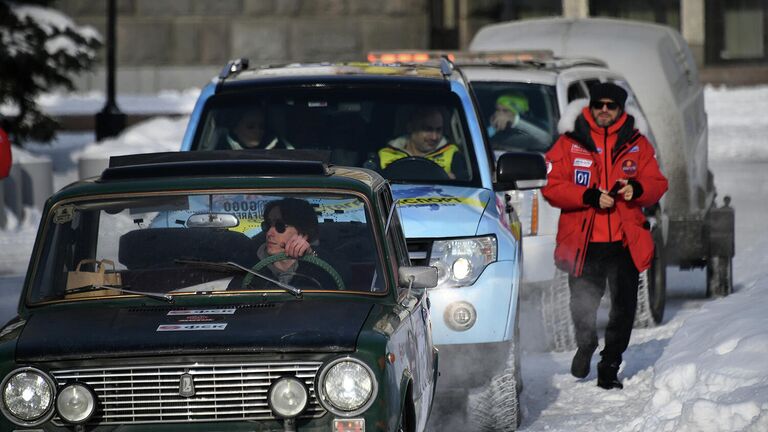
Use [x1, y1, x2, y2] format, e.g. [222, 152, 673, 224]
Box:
[597, 361, 623, 389]
[570, 346, 596, 378]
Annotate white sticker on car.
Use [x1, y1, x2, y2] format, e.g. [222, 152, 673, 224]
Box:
[157, 324, 228, 331]
[168, 309, 236, 315]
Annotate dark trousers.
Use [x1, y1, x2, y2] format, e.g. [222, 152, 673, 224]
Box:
[568, 242, 639, 365]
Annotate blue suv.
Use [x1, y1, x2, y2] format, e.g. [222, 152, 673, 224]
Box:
[181, 59, 546, 429]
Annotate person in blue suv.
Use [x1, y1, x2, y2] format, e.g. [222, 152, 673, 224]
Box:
[542, 83, 668, 390]
[223, 106, 292, 150]
[374, 106, 468, 180]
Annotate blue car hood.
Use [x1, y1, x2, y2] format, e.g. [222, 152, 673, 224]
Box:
[391, 185, 491, 238]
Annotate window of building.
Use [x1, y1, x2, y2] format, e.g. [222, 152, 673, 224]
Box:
[590, 0, 680, 30]
[706, 0, 767, 63]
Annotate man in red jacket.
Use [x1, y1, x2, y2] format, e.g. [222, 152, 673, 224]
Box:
[0, 124, 11, 179]
[542, 83, 668, 390]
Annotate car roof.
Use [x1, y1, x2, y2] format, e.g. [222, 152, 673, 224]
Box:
[52, 151, 386, 202]
[471, 17, 679, 53]
[215, 61, 461, 92]
[363, 50, 609, 86]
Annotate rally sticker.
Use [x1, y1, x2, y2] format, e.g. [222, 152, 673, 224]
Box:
[573, 158, 593, 168]
[621, 160, 638, 176]
[157, 324, 228, 332]
[168, 309, 236, 316]
[629, 145, 640, 153]
[570, 144, 590, 155]
[574, 169, 591, 186]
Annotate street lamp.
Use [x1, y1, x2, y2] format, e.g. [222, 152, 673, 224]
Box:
[95, 0, 125, 142]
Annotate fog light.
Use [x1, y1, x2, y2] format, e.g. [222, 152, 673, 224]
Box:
[56, 383, 96, 424]
[444, 301, 477, 331]
[268, 377, 308, 418]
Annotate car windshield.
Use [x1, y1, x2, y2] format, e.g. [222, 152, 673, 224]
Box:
[190, 89, 480, 186]
[471, 82, 559, 153]
[29, 191, 385, 304]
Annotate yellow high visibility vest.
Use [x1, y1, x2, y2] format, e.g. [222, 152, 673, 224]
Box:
[378, 144, 459, 174]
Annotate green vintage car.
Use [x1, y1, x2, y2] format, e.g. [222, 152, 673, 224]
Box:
[0, 151, 438, 432]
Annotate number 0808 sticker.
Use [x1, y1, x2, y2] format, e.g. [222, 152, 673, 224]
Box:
[574, 169, 591, 186]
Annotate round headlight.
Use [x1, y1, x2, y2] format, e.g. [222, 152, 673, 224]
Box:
[268, 377, 308, 418]
[318, 358, 377, 416]
[1, 368, 55, 426]
[56, 383, 96, 424]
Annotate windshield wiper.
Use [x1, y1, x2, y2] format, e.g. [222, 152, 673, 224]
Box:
[66, 284, 174, 303]
[174, 259, 302, 298]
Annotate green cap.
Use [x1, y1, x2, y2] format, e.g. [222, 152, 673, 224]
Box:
[496, 93, 529, 113]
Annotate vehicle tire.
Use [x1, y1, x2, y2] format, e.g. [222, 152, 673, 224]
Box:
[540, 269, 577, 352]
[706, 255, 733, 297]
[467, 364, 521, 431]
[635, 228, 666, 327]
[398, 400, 413, 432]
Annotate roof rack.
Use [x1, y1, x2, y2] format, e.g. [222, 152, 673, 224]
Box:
[101, 150, 330, 181]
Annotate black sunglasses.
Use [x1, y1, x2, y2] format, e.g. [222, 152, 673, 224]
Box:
[261, 219, 287, 233]
[590, 101, 620, 110]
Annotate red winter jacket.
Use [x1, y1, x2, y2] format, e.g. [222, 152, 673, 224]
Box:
[0, 127, 11, 179]
[542, 107, 668, 276]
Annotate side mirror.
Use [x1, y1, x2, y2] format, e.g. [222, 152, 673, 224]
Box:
[495, 151, 547, 191]
[398, 266, 438, 289]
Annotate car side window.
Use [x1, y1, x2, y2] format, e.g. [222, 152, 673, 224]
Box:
[567, 82, 587, 102]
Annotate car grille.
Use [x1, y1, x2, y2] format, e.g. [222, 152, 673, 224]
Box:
[50, 361, 325, 425]
[408, 239, 432, 266]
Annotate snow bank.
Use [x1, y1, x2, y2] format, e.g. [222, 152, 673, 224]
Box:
[624, 277, 768, 432]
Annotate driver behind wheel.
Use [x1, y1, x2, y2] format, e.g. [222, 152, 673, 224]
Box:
[373, 106, 468, 179]
[242, 198, 338, 290]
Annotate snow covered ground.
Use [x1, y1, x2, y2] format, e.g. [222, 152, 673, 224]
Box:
[1, 85, 767, 431]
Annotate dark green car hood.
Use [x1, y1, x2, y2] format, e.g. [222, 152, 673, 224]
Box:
[16, 299, 374, 362]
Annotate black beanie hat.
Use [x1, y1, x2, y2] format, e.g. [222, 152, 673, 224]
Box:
[590, 82, 628, 110]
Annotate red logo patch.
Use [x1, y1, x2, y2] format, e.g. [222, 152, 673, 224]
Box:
[621, 159, 638, 177]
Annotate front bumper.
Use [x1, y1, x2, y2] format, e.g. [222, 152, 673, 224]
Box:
[428, 260, 519, 346]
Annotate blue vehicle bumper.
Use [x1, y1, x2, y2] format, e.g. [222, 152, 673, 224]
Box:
[428, 260, 519, 346]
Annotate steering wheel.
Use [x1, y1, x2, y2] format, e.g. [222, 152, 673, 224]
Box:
[241, 252, 346, 291]
[382, 157, 449, 181]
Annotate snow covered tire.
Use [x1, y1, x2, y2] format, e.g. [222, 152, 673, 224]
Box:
[541, 269, 577, 352]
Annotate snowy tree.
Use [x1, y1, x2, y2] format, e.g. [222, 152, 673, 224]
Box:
[0, 0, 101, 144]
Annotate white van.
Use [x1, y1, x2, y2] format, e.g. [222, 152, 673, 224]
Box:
[471, 17, 735, 299]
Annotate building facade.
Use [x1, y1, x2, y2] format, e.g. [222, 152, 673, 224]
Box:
[57, 0, 767, 92]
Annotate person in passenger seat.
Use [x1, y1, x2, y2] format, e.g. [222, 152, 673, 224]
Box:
[224, 106, 292, 150]
[372, 107, 467, 179]
[542, 83, 668, 390]
[487, 92, 551, 150]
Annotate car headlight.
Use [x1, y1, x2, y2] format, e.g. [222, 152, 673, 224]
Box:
[268, 377, 308, 418]
[429, 236, 497, 286]
[507, 190, 539, 236]
[56, 383, 96, 424]
[1, 367, 56, 426]
[318, 358, 377, 416]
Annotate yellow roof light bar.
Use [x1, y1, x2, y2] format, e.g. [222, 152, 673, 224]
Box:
[367, 50, 554, 65]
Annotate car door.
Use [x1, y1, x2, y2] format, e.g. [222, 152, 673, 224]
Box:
[379, 185, 436, 430]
